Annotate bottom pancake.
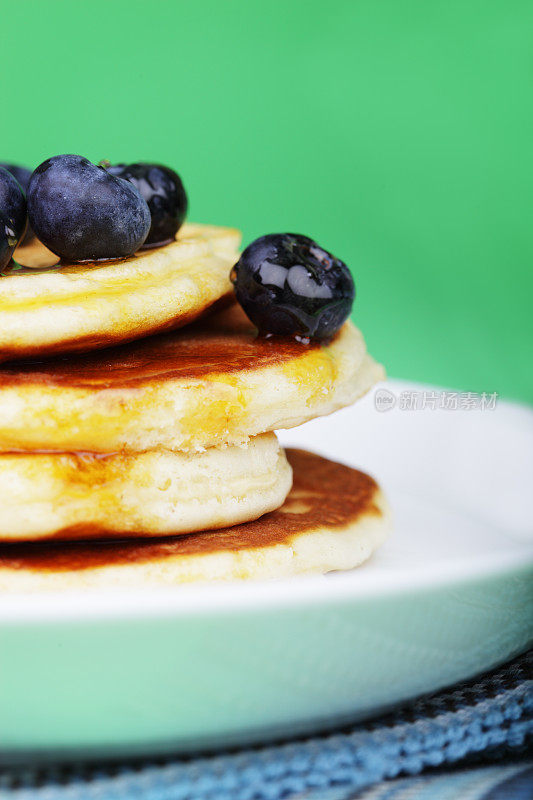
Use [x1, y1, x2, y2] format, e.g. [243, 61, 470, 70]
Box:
[0, 433, 292, 542]
[0, 450, 390, 590]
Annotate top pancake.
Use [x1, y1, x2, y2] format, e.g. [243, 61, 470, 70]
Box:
[0, 304, 384, 453]
[0, 223, 240, 362]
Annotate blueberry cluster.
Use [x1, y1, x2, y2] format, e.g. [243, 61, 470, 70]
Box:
[0, 155, 188, 264]
[1, 154, 356, 340]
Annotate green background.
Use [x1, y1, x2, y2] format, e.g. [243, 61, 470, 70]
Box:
[1, 0, 531, 401]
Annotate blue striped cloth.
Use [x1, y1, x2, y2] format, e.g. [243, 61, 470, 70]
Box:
[1, 651, 531, 800]
[307, 762, 533, 799]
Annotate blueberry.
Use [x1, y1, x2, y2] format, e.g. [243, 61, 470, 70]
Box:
[0, 163, 32, 193]
[103, 162, 187, 247]
[231, 233, 355, 340]
[0, 167, 27, 271]
[0, 163, 36, 244]
[27, 155, 151, 262]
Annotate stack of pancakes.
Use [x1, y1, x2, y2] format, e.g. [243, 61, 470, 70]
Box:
[0, 224, 389, 591]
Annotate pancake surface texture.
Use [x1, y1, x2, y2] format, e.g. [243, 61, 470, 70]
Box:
[0, 433, 291, 542]
[0, 223, 240, 361]
[0, 450, 390, 590]
[0, 304, 384, 453]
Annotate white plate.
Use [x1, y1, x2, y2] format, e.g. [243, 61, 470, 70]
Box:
[0, 379, 532, 764]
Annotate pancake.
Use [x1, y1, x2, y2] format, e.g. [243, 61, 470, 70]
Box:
[0, 223, 240, 362]
[0, 304, 384, 454]
[13, 239, 59, 269]
[0, 433, 291, 543]
[0, 449, 390, 591]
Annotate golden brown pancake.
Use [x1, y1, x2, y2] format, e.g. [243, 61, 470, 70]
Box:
[0, 304, 384, 453]
[13, 239, 59, 269]
[0, 433, 292, 542]
[0, 450, 391, 590]
[0, 223, 240, 362]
